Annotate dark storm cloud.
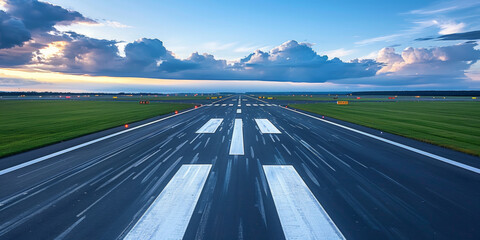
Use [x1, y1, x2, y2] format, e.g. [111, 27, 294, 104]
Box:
[0, 41, 44, 66]
[32, 32, 123, 73]
[437, 30, 480, 40]
[230, 40, 380, 82]
[0, 0, 94, 65]
[0, 10, 31, 49]
[4, 0, 94, 31]
[124, 38, 173, 71]
[415, 30, 480, 41]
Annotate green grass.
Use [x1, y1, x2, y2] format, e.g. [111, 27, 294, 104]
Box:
[291, 101, 480, 156]
[0, 100, 193, 157]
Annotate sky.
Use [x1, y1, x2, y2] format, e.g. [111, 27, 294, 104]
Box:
[0, 0, 480, 93]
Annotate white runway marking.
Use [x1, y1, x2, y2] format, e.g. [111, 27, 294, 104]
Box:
[125, 164, 211, 240]
[253, 104, 258, 106]
[229, 119, 244, 155]
[214, 104, 220, 106]
[196, 118, 223, 133]
[259, 104, 265, 106]
[237, 109, 242, 114]
[221, 104, 226, 106]
[229, 104, 233, 106]
[246, 104, 251, 106]
[263, 165, 345, 240]
[255, 119, 281, 134]
[284, 107, 480, 174]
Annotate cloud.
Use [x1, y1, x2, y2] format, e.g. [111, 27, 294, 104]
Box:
[31, 32, 122, 73]
[0, 10, 30, 49]
[4, 0, 94, 31]
[0, 77, 43, 86]
[101, 20, 131, 28]
[437, 21, 465, 35]
[124, 38, 173, 71]
[227, 40, 380, 82]
[407, 0, 480, 15]
[0, 41, 43, 66]
[376, 42, 480, 80]
[438, 30, 480, 40]
[355, 33, 403, 45]
[25, 38, 382, 82]
[415, 30, 480, 41]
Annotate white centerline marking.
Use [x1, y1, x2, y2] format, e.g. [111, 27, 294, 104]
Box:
[229, 119, 244, 155]
[263, 165, 345, 240]
[284, 107, 480, 174]
[196, 118, 223, 133]
[125, 164, 211, 240]
[236, 109, 242, 114]
[255, 119, 281, 134]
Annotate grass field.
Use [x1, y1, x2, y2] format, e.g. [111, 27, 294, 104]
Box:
[291, 101, 480, 156]
[0, 100, 193, 157]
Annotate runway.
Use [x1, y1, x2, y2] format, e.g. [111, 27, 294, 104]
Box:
[0, 95, 479, 239]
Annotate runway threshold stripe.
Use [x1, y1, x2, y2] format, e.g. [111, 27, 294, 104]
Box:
[124, 164, 211, 240]
[196, 118, 223, 133]
[263, 165, 345, 240]
[229, 119, 244, 155]
[255, 119, 281, 134]
[284, 107, 480, 174]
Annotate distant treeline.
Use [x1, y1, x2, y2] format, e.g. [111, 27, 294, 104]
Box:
[352, 91, 480, 96]
[0, 91, 132, 96]
[246, 92, 349, 95]
[0, 92, 210, 96]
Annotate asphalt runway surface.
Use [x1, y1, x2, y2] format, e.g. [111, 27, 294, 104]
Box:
[0, 95, 479, 239]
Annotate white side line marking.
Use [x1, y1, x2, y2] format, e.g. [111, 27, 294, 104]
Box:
[229, 119, 244, 155]
[255, 119, 281, 134]
[196, 118, 223, 133]
[0, 107, 200, 176]
[264, 165, 345, 240]
[125, 164, 211, 240]
[285, 107, 480, 174]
